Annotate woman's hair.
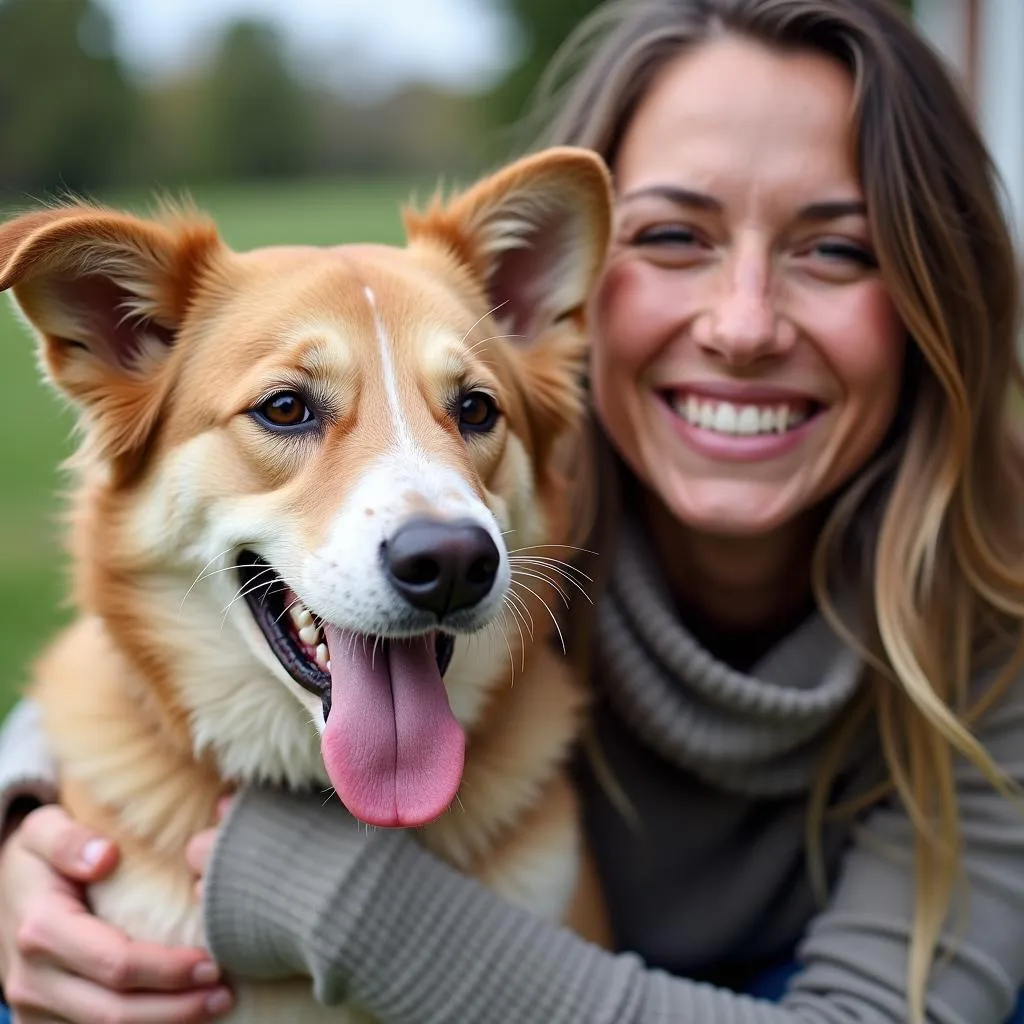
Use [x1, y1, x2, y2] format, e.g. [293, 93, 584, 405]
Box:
[530, 1, 1024, 1019]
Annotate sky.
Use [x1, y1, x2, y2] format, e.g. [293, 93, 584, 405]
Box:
[96, 0, 519, 99]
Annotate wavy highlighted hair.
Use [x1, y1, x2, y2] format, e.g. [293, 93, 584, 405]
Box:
[528, 0, 1024, 1019]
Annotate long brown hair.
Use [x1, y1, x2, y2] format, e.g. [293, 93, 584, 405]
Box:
[529, 1, 1024, 1019]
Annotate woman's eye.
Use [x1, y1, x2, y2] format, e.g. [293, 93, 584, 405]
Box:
[809, 241, 878, 269]
[633, 225, 700, 247]
[253, 391, 315, 430]
[457, 391, 500, 435]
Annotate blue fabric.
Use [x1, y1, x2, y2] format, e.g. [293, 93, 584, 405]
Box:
[744, 960, 1024, 1022]
[0, 968, 1020, 1022]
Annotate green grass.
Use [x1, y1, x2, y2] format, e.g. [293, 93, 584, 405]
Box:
[0, 175, 431, 717]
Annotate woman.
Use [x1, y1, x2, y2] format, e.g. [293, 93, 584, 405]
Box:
[3, 0, 1024, 1021]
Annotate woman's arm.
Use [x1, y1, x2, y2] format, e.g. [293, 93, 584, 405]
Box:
[0, 700, 232, 1021]
[0, 806, 232, 1021]
[203, 676, 1024, 1024]
[0, 701, 59, 835]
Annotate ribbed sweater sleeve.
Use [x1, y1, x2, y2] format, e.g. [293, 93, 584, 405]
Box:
[205, 698, 1024, 1024]
[204, 787, 795, 1023]
[0, 700, 59, 827]
[204, 664, 1024, 1024]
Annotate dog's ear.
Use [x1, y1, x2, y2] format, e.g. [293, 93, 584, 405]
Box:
[403, 146, 612, 344]
[0, 204, 223, 464]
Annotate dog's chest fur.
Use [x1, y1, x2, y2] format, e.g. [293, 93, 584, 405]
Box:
[34, 602, 589, 1023]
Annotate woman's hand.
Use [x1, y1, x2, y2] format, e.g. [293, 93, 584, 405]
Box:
[186, 795, 234, 904]
[0, 805, 234, 1023]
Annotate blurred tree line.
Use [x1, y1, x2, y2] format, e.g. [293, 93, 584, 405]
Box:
[0, 0, 914, 198]
[0, 0, 495, 197]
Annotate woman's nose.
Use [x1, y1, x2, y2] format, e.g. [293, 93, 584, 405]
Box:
[701, 244, 790, 364]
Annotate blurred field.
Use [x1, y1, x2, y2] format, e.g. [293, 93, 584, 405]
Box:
[0, 175, 431, 717]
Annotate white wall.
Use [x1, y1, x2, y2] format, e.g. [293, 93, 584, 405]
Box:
[913, 0, 968, 74]
[915, 0, 1024, 250]
[975, 0, 1024, 249]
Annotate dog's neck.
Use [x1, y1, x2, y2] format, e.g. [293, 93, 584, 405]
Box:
[33, 615, 227, 860]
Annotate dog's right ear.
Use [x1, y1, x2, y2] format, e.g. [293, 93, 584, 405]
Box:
[403, 147, 612, 344]
[0, 204, 222, 464]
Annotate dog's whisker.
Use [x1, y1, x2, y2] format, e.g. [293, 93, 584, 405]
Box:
[507, 543, 598, 557]
[511, 562, 590, 605]
[511, 555, 592, 586]
[464, 334, 523, 357]
[509, 554, 593, 583]
[459, 300, 509, 347]
[222, 567, 280, 608]
[501, 596, 528, 673]
[275, 596, 305, 626]
[179, 547, 238, 608]
[489, 612, 518, 686]
[510, 568, 571, 608]
[220, 577, 277, 617]
[509, 579, 567, 655]
[195, 562, 307, 615]
[218, 583, 276, 633]
[504, 587, 536, 639]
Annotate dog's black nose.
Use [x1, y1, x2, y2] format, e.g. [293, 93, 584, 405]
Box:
[385, 518, 500, 619]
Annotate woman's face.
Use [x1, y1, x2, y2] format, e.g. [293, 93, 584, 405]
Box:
[591, 36, 906, 537]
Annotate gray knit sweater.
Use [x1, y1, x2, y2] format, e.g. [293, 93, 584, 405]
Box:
[3, 526, 1024, 1023]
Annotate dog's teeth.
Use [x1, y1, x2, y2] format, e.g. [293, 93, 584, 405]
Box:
[315, 643, 329, 670]
[299, 625, 320, 646]
[290, 603, 313, 628]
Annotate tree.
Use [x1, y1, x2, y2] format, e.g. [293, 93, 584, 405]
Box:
[192, 19, 316, 181]
[0, 0, 139, 197]
[482, 0, 603, 138]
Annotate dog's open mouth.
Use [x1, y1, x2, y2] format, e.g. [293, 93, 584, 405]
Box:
[236, 550, 455, 721]
[236, 550, 464, 829]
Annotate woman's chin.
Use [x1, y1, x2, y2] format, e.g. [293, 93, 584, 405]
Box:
[659, 479, 817, 540]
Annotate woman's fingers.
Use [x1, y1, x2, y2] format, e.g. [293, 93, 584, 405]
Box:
[6, 963, 234, 1023]
[16, 894, 218, 992]
[15, 806, 118, 883]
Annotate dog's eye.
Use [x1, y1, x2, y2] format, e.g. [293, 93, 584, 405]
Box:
[253, 391, 314, 430]
[458, 391, 499, 435]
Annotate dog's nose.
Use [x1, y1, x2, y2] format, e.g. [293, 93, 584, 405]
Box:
[385, 518, 500, 619]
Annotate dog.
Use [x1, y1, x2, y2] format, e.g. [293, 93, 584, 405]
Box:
[0, 146, 612, 1021]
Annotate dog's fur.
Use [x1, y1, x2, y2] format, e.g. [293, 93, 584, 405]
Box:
[1, 148, 612, 1021]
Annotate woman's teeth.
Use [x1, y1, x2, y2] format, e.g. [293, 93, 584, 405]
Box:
[288, 600, 330, 670]
[673, 395, 811, 435]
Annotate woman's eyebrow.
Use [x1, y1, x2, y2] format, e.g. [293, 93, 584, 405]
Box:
[617, 185, 867, 223]
[796, 199, 867, 222]
[617, 185, 722, 211]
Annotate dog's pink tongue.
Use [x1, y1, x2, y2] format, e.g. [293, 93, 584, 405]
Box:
[321, 625, 464, 828]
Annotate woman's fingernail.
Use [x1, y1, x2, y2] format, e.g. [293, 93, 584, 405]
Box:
[80, 838, 110, 867]
[192, 961, 220, 985]
[205, 987, 233, 1014]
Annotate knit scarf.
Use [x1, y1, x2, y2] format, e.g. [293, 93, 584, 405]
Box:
[596, 522, 865, 795]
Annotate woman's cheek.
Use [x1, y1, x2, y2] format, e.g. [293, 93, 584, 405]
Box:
[815, 284, 905, 394]
[591, 257, 678, 373]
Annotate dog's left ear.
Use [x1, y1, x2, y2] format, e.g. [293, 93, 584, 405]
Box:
[0, 204, 223, 465]
[403, 146, 612, 343]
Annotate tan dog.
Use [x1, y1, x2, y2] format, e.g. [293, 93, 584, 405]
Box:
[0, 147, 611, 1021]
